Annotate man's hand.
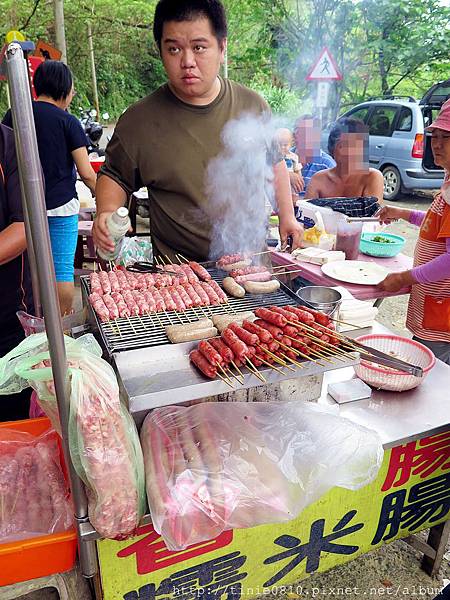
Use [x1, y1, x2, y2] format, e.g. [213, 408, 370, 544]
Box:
[377, 270, 415, 293]
[289, 171, 304, 194]
[92, 211, 115, 254]
[279, 217, 303, 252]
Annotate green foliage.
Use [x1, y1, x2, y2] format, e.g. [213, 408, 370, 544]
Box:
[0, 0, 448, 122]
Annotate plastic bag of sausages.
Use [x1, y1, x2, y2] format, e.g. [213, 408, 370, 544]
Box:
[0, 427, 73, 542]
[0, 332, 146, 540]
[141, 401, 383, 551]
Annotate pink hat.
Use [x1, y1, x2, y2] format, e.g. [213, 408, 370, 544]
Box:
[426, 98, 450, 132]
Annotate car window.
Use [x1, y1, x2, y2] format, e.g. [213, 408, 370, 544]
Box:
[395, 107, 412, 132]
[367, 106, 398, 137]
[346, 107, 370, 123]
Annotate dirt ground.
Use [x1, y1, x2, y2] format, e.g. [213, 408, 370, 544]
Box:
[11, 192, 450, 600]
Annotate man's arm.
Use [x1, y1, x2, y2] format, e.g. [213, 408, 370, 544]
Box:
[92, 175, 128, 253]
[0, 222, 26, 265]
[273, 160, 303, 251]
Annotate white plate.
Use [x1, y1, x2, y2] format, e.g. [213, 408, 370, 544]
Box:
[321, 260, 389, 285]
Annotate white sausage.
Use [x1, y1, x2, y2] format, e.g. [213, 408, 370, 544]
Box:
[166, 326, 218, 344]
[243, 279, 281, 294]
[212, 311, 255, 332]
[222, 277, 246, 298]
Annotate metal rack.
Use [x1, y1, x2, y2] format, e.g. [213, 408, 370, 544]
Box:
[81, 268, 296, 354]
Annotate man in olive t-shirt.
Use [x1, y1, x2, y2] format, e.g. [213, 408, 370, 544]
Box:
[93, 0, 302, 261]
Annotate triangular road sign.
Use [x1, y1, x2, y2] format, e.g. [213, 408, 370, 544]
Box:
[306, 47, 342, 81]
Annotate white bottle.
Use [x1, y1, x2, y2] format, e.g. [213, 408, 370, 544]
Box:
[97, 207, 131, 261]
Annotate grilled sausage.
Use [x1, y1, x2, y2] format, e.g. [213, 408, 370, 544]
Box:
[188, 261, 211, 281]
[166, 325, 217, 344]
[243, 280, 280, 294]
[209, 337, 234, 363]
[222, 277, 246, 298]
[254, 319, 283, 340]
[198, 340, 224, 366]
[227, 323, 258, 346]
[242, 320, 273, 343]
[190, 350, 217, 378]
[235, 272, 273, 284]
[222, 328, 249, 361]
[254, 307, 287, 327]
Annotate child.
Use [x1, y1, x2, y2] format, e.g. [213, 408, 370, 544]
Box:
[275, 128, 302, 213]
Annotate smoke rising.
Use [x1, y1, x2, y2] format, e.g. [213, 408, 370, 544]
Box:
[205, 112, 277, 260]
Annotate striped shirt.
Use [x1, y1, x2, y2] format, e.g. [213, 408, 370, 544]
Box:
[406, 180, 450, 342]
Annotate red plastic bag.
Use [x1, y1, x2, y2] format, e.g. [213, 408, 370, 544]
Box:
[0, 427, 73, 542]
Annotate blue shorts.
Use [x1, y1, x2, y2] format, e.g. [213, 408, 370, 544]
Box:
[48, 215, 79, 283]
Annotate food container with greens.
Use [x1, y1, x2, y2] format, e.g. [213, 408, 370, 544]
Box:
[359, 232, 405, 258]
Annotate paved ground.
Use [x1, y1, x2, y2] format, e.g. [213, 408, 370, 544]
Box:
[13, 192, 450, 599]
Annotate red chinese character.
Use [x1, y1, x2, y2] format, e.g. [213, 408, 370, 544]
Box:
[117, 524, 233, 575]
[382, 431, 450, 491]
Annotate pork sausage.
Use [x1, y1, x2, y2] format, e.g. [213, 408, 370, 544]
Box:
[222, 277, 246, 298]
[254, 307, 287, 327]
[166, 325, 218, 344]
[190, 350, 217, 379]
[243, 279, 280, 294]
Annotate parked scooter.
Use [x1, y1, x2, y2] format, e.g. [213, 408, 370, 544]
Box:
[79, 108, 109, 156]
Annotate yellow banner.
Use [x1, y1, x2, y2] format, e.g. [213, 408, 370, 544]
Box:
[98, 430, 450, 599]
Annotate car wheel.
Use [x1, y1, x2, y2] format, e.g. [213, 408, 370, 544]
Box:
[382, 166, 402, 201]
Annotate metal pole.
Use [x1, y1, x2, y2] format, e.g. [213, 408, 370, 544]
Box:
[87, 22, 100, 119]
[53, 0, 68, 64]
[6, 43, 98, 579]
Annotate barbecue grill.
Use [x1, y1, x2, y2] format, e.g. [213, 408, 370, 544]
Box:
[81, 266, 361, 424]
[81, 268, 298, 354]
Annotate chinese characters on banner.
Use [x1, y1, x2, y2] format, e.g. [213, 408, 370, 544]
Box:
[97, 430, 450, 600]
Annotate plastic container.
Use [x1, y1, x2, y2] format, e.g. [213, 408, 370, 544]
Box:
[296, 286, 342, 319]
[335, 220, 363, 260]
[353, 334, 436, 392]
[297, 200, 346, 236]
[0, 418, 77, 586]
[359, 232, 406, 258]
[97, 207, 131, 261]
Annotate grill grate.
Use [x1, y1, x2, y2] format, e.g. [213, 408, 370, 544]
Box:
[81, 268, 296, 354]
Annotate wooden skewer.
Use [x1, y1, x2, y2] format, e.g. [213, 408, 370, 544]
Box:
[177, 253, 190, 263]
[286, 319, 352, 355]
[256, 345, 296, 371]
[251, 250, 272, 256]
[283, 334, 345, 364]
[230, 360, 245, 383]
[257, 355, 286, 375]
[226, 366, 244, 386]
[126, 315, 137, 334]
[277, 350, 303, 368]
[286, 345, 325, 366]
[145, 312, 156, 329]
[154, 312, 165, 327]
[245, 357, 267, 383]
[217, 363, 234, 386]
[217, 371, 234, 389]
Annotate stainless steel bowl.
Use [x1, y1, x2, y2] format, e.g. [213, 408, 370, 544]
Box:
[296, 286, 342, 317]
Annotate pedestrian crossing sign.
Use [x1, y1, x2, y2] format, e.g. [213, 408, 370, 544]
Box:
[306, 47, 342, 81]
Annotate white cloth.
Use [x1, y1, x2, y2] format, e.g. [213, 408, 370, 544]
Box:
[333, 286, 378, 331]
[47, 197, 80, 217]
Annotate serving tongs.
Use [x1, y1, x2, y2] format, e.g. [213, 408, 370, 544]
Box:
[345, 337, 424, 377]
[127, 261, 179, 276]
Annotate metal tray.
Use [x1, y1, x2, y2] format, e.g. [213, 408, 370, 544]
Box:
[113, 340, 359, 424]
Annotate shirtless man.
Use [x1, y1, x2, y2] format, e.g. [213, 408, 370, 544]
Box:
[305, 117, 383, 202]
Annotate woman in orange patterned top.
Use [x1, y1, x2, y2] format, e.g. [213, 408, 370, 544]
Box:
[376, 99, 450, 364]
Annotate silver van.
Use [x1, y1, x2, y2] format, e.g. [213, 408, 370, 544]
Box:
[322, 81, 449, 200]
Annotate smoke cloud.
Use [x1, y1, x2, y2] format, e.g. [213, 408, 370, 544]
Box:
[205, 112, 277, 260]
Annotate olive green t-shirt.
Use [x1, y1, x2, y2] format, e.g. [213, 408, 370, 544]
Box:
[101, 78, 269, 261]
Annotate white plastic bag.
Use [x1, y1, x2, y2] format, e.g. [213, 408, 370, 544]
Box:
[0, 333, 145, 540]
[141, 401, 383, 550]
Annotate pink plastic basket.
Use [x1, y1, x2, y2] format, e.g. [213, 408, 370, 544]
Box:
[353, 334, 436, 392]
